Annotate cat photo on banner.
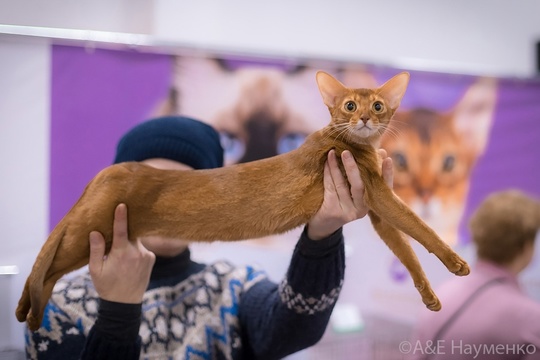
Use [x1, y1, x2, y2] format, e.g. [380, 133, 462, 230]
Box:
[20, 64, 472, 331]
[42, 46, 539, 350]
[384, 78, 497, 247]
[155, 57, 498, 248]
[147, 56, 502, 322]
[153, 55, 331, 249]
[153, 55, 326, 166]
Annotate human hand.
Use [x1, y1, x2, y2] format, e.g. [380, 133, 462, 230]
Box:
[306, 149, 394, 240]
[88, 203, 156, 304]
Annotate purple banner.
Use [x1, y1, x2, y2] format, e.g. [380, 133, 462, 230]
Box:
[50, 45, 172, 230]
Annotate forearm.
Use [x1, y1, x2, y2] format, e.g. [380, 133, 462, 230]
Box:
[81, 299, 142, 360]
[239, 227, 345, 359]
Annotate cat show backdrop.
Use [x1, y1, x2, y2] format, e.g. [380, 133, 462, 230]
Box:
[50, 44, 540, 328]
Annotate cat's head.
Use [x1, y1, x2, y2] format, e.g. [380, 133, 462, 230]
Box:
[316, 71, 410, 146]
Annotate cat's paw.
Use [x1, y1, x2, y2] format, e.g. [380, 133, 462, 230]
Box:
[415, 282, 441, 311]
[419, 287, 441, 311]
[425, 298, 441, 312]
[449, 257, 470, 276]
[26, 312, 41, 332]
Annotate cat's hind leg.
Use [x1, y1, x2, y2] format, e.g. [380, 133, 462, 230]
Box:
[368, 210, 441, 311]
[26, 271, 66, 331]
[16, 168, 117, 330]
[15, 223, 66, 330]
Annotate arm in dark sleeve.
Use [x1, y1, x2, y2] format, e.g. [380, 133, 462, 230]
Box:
[80, 299, 142, 360]
[238, 226, 345, 360]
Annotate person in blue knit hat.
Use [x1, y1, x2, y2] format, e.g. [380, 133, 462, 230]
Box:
[25, 115, 394, 360]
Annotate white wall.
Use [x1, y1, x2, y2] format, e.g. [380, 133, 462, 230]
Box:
[0, 0, 154, 34]
[153, 0, 540, 78]
[0, 35, 50, 350]
[1, 0, 540, 77]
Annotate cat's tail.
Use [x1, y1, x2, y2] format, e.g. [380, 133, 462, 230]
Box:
[15, 222, 66, 331]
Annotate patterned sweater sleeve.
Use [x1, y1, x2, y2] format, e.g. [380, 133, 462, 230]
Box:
[238, 226, 345, 359]
[25, 297, 142, 360]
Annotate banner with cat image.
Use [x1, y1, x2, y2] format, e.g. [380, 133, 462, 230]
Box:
[50, 45, 540, 348]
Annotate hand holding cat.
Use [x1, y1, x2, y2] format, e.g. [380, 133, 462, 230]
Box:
[306, 149, 394, 240]
[88, 203, 156, 304]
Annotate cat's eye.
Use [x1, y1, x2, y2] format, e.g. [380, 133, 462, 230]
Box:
[344, 101, 357, 112]
[372, 101, 384, 113]
[442, 155, 455, 172]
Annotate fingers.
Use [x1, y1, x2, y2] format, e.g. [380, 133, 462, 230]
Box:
[328, 150, 350, 194]
[377, 148, 394, 189]
[89, 203, 129, 273]
[341, 150, 365, 206]
[327, 150, 347, 195]
[322, 151, 334, 192]
[382, 157, 394, 189]
[89, 231, 106, 271]
[112, 203, 130, 249]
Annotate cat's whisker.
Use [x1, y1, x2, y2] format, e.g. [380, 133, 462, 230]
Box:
[380, 124, 399, 137]
[388, 118, 409, 127]
[345, 127, 357, 144]
[321, 128, 340, 143]
[323, 123, 350, 143]
[385, 119, 408, 135]
[336, 126, 353, 143]
[380, 124, 402, 141]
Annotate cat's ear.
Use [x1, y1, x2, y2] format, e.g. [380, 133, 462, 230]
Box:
[377, 72, 410, 110]
[316, 71, 347, 108]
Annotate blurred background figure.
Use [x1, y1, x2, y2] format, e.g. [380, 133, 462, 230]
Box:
[409, 189, 540, 360]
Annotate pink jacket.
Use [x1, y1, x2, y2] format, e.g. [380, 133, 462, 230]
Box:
[409, 260, 540, 360]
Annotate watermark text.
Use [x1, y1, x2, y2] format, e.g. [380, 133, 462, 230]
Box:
[399, 340, 537, 359]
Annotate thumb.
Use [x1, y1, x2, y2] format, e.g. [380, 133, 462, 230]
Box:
[88, 231, 106, 269]
[382, 157, 394, 189]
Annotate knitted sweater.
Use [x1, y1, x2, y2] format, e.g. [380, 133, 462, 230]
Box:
[25, 227, 345, 360]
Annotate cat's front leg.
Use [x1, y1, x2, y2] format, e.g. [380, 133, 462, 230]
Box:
[368, 211, 441, 311]
[363, 175, 470, 277]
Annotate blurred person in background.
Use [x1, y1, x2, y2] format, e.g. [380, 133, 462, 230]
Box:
[409, 189, 540, 360]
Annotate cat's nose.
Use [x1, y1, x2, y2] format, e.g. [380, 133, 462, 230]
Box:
[359, 116, 370, 124]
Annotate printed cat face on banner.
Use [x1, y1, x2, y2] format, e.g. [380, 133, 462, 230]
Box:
[342, 69, 497, 247]
[154, 56, 328, 166]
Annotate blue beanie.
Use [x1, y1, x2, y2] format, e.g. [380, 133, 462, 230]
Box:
[114, 116, 224, 170]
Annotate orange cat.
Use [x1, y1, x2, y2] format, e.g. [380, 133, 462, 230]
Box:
[16, 71, 470, 331]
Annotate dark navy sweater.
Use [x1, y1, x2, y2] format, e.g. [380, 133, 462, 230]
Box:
[25, 227, 345, 360]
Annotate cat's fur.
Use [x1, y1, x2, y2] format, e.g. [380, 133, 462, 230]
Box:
[16, 71, 470, 331]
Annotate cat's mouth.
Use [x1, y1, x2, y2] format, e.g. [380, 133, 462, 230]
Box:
[355, 122, 378, 138]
